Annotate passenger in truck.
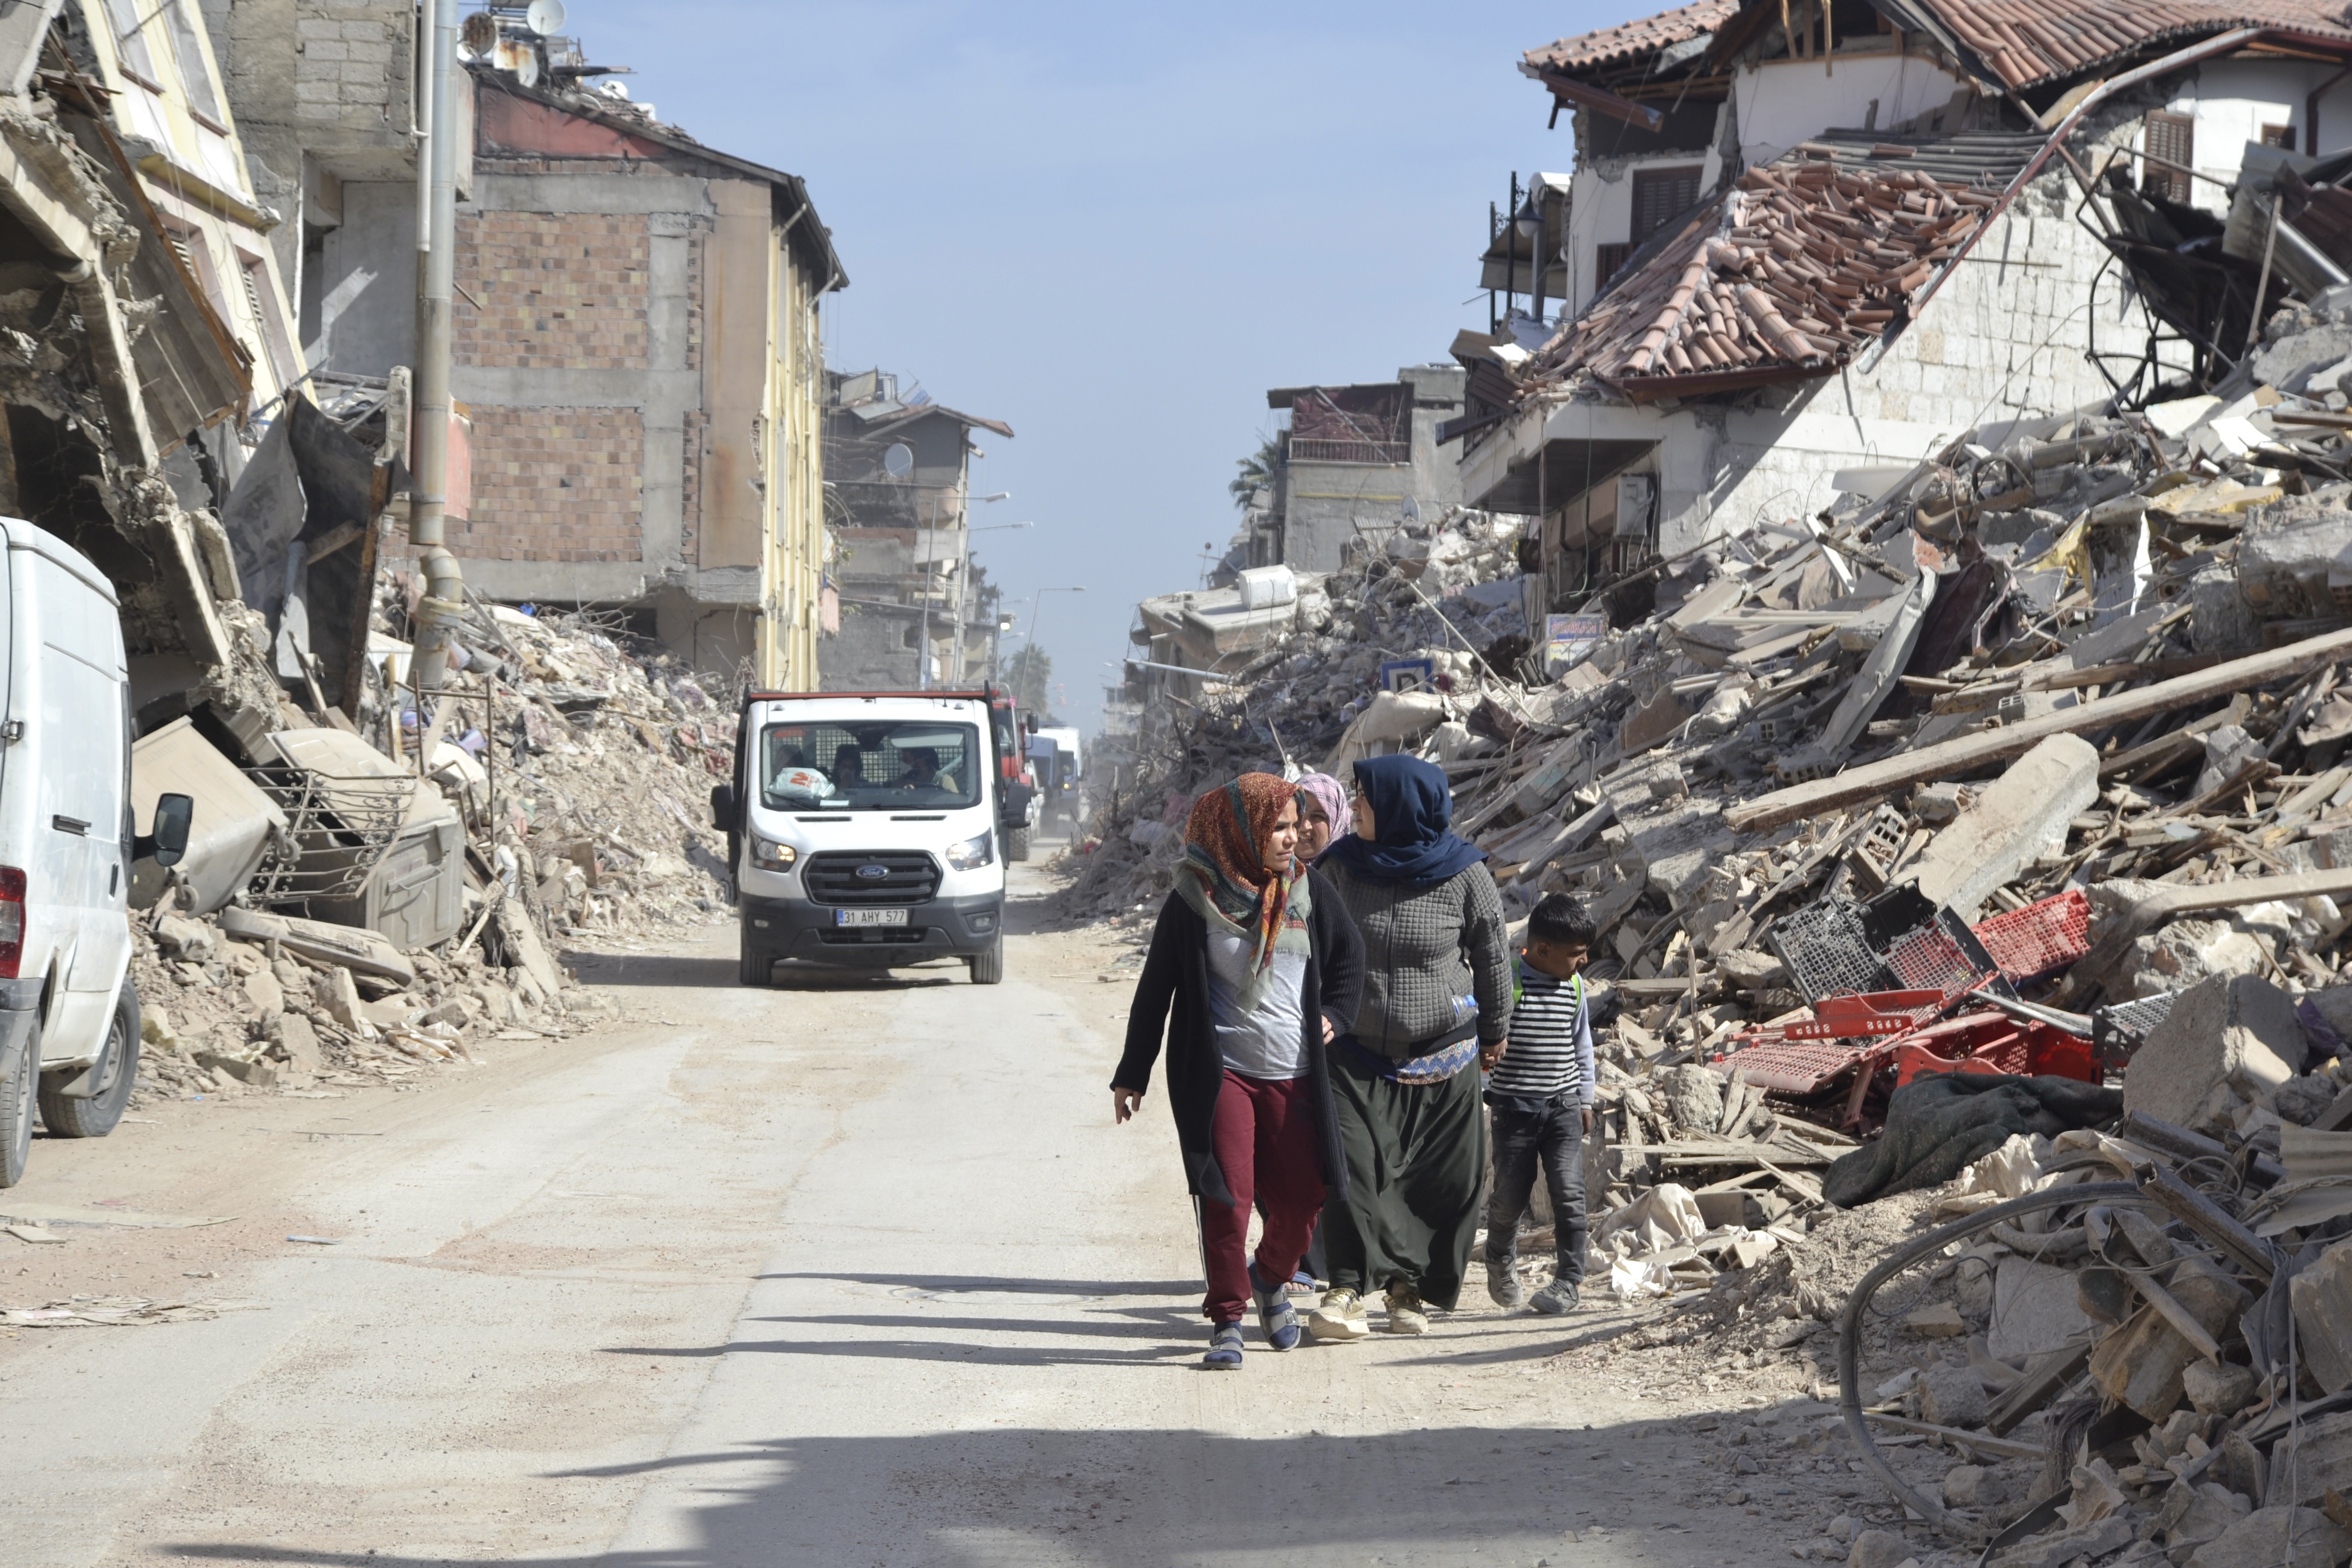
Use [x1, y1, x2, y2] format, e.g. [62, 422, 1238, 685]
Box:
[896, 747, 958, 793]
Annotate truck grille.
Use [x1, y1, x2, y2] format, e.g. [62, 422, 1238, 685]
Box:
[803, 851, 940, 905]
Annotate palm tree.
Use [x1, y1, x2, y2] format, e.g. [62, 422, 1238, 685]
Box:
[1229, 432, 1283, 510]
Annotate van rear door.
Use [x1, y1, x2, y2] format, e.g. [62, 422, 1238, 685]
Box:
[27, 548, 127, 999]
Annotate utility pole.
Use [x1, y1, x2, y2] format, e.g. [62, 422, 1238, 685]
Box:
[408, 0, 464, 696]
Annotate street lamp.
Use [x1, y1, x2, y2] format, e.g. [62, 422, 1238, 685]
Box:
[1016, 585, 1084, 709]
[916, 493, 1016, 689]
[951, 519, 1034, 684]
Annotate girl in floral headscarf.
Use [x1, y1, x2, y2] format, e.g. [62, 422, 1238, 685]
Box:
[1113, 773, 1364, 1369]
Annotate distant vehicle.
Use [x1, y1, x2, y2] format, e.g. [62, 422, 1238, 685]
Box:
[1030, 726, 1084, 835]
[714, 690, 1007, 986]
[985, 688, 1039, 862]
[0, 519, 193, 1186]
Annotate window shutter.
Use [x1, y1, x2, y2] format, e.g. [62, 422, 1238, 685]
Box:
[1595, 242, 1633, 287]
[2143, 113, 2194, 204]
[1630, 165, 1704, 243]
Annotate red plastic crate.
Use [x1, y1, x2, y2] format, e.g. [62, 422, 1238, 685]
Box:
[1710, 1035, 1886, 1095]
[1972, 889, 2092, 985]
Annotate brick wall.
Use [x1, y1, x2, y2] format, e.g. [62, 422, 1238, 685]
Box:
[680, 407, 706, 564]
[453, 407, 645, 563]
[455, 210, 652, 370]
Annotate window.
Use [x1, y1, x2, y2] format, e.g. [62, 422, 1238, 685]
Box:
[2261, 123, 2296, 150]
[239, 253, 296, 391]
[100, 0, 159, 87]
[1630, 165, 1704, 244]
[2143, 112, 2194, 204]
[161, 0, 224, 126]
[760, 721, 983, 811]
[160, 222, 229, 324]
[1594, 242, 1633, 288]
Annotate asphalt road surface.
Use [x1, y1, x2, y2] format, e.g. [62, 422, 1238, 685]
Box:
[0, 861, 1806, 1567]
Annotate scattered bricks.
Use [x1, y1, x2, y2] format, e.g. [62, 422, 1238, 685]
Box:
[2164, 1482, 2254, 1556]
[1980, 1515, 2133, 1568]
[2183, 1360, 2264, 1417]
[194, 1050, 277, 1089]
[1919, 1363, 1989, 1429]
[2088, 1253, 2253, 1420]
[1910, 734, 2100, 921]
[2186, 1506, 2351, 1568]
[321, 967, 372, 1036]
[1912, 781, 1973, 825]
[1903, 1303, 1966, 1338]
[2124, 974, 2305, 1133]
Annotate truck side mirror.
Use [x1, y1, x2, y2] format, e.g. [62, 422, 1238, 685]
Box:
[145, 793, 193, 869]
[709, 783, 736, 829]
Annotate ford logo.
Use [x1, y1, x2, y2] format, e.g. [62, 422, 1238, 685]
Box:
[855, 864, 890, 880]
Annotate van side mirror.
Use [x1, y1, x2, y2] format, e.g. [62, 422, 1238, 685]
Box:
[141, 793, 193, 869]
[709, 783, 736, 829]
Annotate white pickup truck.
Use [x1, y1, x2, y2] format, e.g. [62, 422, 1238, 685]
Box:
[715, 690, 1007, 986]
[0, 518, 191, 1186]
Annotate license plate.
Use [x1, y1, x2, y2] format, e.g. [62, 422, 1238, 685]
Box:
[835, 908, 909, 927]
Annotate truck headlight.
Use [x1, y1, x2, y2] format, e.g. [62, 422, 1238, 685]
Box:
[749, 834, 797, 871]
[945, 830, 993, 870]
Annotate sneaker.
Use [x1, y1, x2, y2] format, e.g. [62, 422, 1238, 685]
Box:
[1306, 1287, 1372, 1342]
[1249, 1261, 1303, 1351]
[1203, 1323, 1245, 1369]
[1384, 1283, 1431, 1335]
[1530, 1279, 1581, 1315]
[1486, 1264, 1526, 1311]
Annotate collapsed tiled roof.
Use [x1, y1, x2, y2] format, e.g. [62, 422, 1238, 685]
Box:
[1522, 0, 1741, 77]
[1523, 136, 2036, 401]
[1906, 0, 2352, 88]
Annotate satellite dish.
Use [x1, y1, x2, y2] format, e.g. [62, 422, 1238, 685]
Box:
[459, 11, 496, 54]
[513, 43, 540, 87]
[882, 443, 914, 479]
[526, 0, 567, 33]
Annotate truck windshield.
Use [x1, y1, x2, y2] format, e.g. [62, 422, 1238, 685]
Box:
[760, 721, 984, 811]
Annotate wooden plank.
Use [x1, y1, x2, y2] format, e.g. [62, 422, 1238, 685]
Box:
[1724, 625, 2352, 834]
[1863, 1412, 2046, 1460]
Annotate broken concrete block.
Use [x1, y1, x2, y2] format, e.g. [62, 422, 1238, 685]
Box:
[1847, 1528, 1909, 1568]
[321, 967, 373, 1037]
[152, 914, 217, 963]
[271, 1014, 322, 1074]
[1903, 1303, 1966, 1338]
[2183, 1359, 2263, 1417]
[1919, 1362, 1988, 1429]
[1943, 1464, 2003, 1509]
[2267, 1411, 2352, 1510]
[2187, 1505, 2351, 1568]
[2294, 1241, 2352, 1396]
[1656, 1065, 1724, 1133]
[241, 969, 284, 1021]
[1618, 687, 1692, 754]
[193, 1050, 277, 1088]
[1988, 1255, 2096, 1360]
[2165, 1482, 2255, 1555]
[2124, 973, 2305, 1132]
[2120, 918, 2270, 1000]
[1912, 781, 1972, 825]
[1910, 734, 2099, 921]
[362, 994, 420, 1031]
[2089, 1253, 2254, 1420]
[1986, 1515, 2135, 1568]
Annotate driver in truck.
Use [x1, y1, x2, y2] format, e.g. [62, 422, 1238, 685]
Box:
[897, 747, 957, 793]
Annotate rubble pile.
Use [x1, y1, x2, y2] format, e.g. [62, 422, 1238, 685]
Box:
[1086, 295, 2352, 1561]
[122, 593, 736, 1107]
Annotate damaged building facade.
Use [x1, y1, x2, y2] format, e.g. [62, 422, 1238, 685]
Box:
[207, 0, 842, 687]
[818, 368, 1013, 691]
[1458, 1, 2352, 624]
[1241, 366, 1466, 575]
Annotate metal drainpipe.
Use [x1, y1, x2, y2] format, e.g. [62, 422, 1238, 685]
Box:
[408, 0, 464, 694]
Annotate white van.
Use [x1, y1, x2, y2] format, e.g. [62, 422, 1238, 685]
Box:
[715, 691, 1007, 986]
[0, 519, 191, 1186]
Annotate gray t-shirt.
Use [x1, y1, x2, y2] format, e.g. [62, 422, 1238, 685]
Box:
[1206, 930, 1308, 1080]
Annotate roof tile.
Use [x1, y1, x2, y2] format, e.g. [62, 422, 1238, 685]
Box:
[1523, 0, 1742, 76]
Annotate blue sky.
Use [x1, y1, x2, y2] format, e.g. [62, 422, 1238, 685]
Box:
[590, 2, 1614, 728]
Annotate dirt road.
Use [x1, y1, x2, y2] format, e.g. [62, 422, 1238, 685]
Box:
[0, 861, 1841, 1567]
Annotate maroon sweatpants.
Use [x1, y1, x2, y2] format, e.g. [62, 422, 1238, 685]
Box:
[1200, 1070, 1326, 1324]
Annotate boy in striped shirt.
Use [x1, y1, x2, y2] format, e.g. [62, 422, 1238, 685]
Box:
[1484, 893, 1597, 1315]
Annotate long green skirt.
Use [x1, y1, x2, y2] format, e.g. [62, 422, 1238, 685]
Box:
[1323, 1046, 1486, 1311]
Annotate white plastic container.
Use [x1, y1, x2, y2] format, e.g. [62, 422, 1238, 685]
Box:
[1236, 565, 1297, 610]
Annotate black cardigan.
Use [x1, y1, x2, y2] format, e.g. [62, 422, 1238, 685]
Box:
[1111, 868, 1364, 1208]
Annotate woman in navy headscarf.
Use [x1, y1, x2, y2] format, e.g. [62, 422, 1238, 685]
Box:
[1303, 753, 1514, 1340]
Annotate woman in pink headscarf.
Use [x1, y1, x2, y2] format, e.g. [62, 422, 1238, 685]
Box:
[1294, 772, 1350, 864]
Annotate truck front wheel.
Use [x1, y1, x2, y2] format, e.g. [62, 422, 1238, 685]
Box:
[968, 936, 1005, 986]
[38, 982, 139, 1139]
[0, 1016, 38, 1187]
[739, 925, 774, 987]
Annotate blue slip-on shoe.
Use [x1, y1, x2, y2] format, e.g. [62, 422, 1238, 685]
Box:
[1249, 1261, 1304, 1351]
[1203, 1323, 1245, 1369]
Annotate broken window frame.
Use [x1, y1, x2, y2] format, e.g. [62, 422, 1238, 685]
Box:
[99, 0, 162, 92]
[159, 0, 226, 130]
[2141, 111, 2194, 205]
[237, 248, 296, 397]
